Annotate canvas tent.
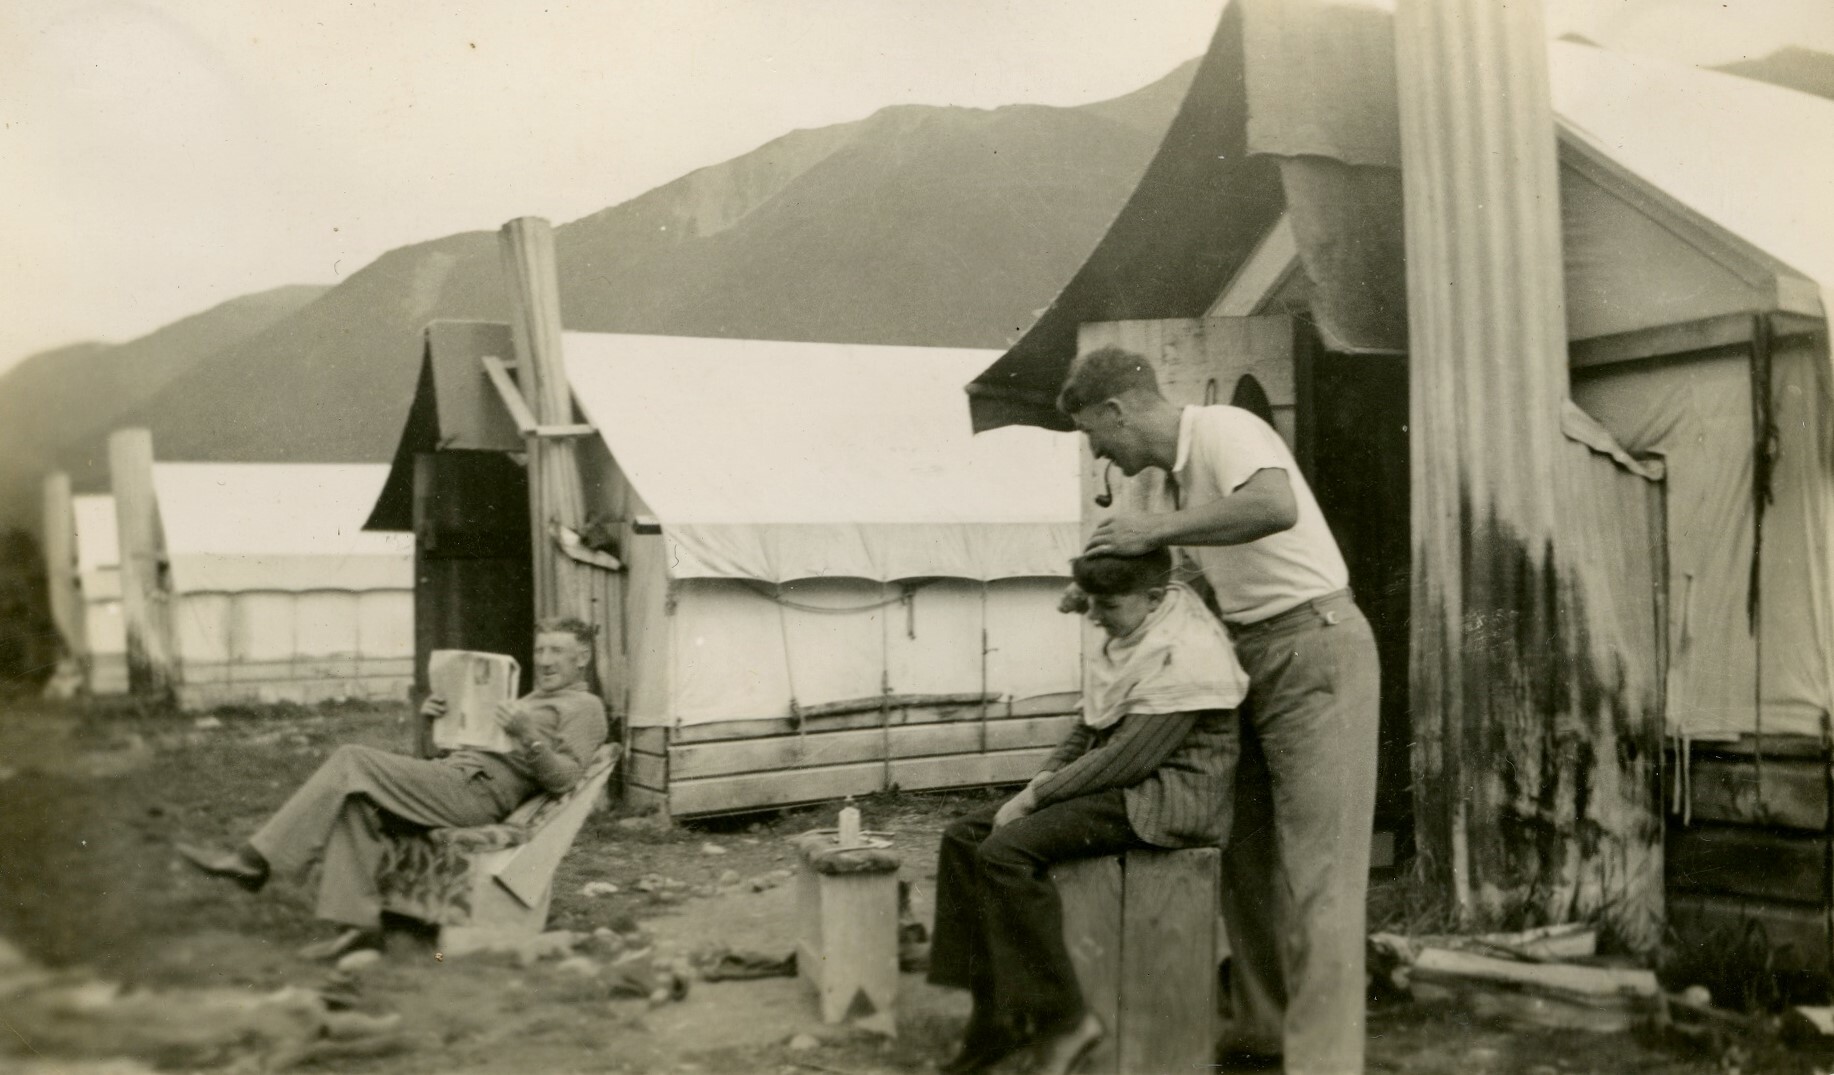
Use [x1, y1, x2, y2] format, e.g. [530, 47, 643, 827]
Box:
[108, 460, 415, 709]
[368, 324, 1084, 815]
[967, 0, 1834, 980]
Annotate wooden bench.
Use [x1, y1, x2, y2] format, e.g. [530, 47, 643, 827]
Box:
[375, 744, 620, 942]
[1050, 846, 1220, 1074]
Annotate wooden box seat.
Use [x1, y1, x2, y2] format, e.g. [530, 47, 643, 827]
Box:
[1050, 846, 1221, 1074]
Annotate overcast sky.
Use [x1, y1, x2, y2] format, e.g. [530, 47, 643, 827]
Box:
[4, 0, 1833, 374]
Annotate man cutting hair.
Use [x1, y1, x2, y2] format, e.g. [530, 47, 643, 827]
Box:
[1060, 346, 1380, 1075]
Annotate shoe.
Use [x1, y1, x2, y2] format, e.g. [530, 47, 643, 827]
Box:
[176, 842, 268, 892]
[298, 928, 383, 962]
[1035, 1011, 1104, 1075]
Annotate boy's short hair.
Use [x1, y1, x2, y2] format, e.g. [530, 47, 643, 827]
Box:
[1057, 347, 1163, 416]
[1072, 548, 1173, 596]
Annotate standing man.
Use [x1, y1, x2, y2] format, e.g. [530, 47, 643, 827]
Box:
[1063, 347, 1379, 1075]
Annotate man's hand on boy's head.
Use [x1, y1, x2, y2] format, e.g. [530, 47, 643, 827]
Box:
[1085, 514, 1164, 558]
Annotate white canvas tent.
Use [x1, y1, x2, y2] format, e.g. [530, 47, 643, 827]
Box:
[371, 325, 1086, 814]
[564, 333, 1083, 734]
[132, 462, 415, 708]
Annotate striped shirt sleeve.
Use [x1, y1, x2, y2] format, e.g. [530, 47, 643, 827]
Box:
[1041, 723, 1095, 774]
[1030, 711, 1200, 807]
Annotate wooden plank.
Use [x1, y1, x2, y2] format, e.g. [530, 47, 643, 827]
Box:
[668, 715, 1077, 781]
[666, 692, 1081, 744]
[619, 782, 668, 813]
[1666, 893, 1831, 977]
[665, 748, 1053, 817]
[1669, 825, 1828, 904]
[1411, 947, 1659, 999]
[1694, 735, 1829, 761]
[1669, 756, 1829, 831]
[1051, 856, 1123, 1075]
[1118, 848, 1218, 1074]
[629, 726, 669, 755]
[1569, 312, 1754, 370]
[623, 749, 667, 792]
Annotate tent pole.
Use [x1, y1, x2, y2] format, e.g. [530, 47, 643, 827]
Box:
[108, 428, 178, 704]
[1396, 0, 1660, 943]
[41, 472, 86, 692]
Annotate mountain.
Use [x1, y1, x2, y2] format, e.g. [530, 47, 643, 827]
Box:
[1713, 46, 1834, 102]
[90, 60, 1198, 480]
[0, 284, 327, 525]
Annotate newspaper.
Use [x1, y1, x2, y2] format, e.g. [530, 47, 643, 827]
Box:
[427, 650, 522, 753]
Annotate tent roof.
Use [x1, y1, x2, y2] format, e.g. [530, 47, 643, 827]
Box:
[1549, 43, 1834, 300]
[152, 463, 413, 593]
[563, 332, 1082, 581]
[968, 0, 1834, 431]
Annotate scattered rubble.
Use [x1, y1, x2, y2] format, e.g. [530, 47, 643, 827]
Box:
[700, 842, 728, 856]
[334, 948, 382, 973]
[0, 938, 406, 1072]
[580, 881, 621, 897]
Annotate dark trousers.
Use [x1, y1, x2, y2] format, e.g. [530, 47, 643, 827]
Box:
[928, 789, 1150, 1036]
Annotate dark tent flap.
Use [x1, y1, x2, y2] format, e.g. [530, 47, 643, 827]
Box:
[966, 1, 1285, 432]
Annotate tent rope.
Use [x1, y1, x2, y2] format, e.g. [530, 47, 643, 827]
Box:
[741, 578, 937, 615]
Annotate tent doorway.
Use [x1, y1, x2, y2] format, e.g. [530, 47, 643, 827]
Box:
[410, 450, 536, 725]
[1307, 353, 1413, 847]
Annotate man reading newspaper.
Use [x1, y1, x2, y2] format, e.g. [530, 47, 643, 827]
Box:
[176, 618, 607, 960]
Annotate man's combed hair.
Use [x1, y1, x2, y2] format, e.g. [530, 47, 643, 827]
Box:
[536, 616, 598, 646]
[1072, 547, 1174, 596]
[1056, 347, 1163, 416]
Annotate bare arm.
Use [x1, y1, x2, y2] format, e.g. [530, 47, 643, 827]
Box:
[1084, 468, 1297, 557]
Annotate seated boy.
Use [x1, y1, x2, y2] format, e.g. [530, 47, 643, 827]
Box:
[927, 547, 1248, 1074]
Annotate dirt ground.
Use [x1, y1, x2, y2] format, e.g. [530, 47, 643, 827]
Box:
[0, 698, 1824, 1074]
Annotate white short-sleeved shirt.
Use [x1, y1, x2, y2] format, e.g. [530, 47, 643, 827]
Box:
[1171, 405, 1349, 625]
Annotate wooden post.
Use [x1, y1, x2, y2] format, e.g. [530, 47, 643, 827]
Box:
[108, 428, 178, 702]
[41, 472, 87, 688]
[498, 217, 594, 627]
[1395, 0, 1659, 940]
